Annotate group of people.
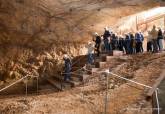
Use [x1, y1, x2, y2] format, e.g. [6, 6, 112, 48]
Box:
[87, 25, 165, 64]
[90, 27, 145, 58]
[63, 25, 164, 82]
[147, 25, 164, 53]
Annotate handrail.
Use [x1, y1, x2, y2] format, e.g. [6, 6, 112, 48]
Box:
[0, 75, 38, 93]
[147, 70, 165, 98]
[83, 67, 161, 113]
[71, 55, 86, 67]
[155, 90, 160, 114]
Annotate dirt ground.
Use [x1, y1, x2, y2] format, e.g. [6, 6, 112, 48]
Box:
[0, 52, 165, 114]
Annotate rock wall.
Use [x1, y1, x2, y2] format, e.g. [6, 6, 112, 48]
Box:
[0, 42, 87, 84]
[0, 0, 160, 83]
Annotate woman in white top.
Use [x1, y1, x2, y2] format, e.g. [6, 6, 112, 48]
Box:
[86, 41, 95, 64]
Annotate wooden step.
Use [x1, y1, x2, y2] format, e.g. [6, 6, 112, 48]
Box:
[101, 51, 113, 56]
[91, 68, 99, 75]
[54, 75, 81, 83]
[99, 62, 107, 68]
[72, 63, 86, 67]
[67, 80, 81, 87]
[71, 67, 82, 71]
[46, 77, 63, 90]
[106, 56, 114, 62]
[100, 53, 108, 57]
[54, 75, 82, 87]
[95, 58, 100, 63]
[95, 62, 100, 68]
[94, 54, 106, 62]
[113, 50, 123, 56]
[79, 74, 90, 82]
[91, 65, 96, 68]
[92, 68, 99, 72]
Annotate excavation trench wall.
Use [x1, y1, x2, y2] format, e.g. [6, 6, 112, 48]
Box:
[0, 42, 87, 87]
[0, 0, 160, 88]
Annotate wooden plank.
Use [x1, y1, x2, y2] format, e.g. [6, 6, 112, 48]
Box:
[99, 62, 107, 68]
[146, 70, 165, 100]
[46, 78, 62, 90]
[54, 75, 82, 87]
[67, 80, 81, 87]
[113, 50, 123, 56]
[80, 74, 90, 82]
[106, 56, 114, 62]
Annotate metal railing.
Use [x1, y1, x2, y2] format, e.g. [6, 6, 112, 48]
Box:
[0, 75, 39, 96]
[81, 67, 161, 114]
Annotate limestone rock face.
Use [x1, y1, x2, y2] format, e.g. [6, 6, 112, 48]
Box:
[0, 0, 158, 46]
[0, 0, 160, 82]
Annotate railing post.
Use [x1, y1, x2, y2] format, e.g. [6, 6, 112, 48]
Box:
[155, 89, 160, 114]
[104, 73, 109, 114]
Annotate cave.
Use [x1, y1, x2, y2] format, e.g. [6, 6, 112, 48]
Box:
[0, 0, 165, 114]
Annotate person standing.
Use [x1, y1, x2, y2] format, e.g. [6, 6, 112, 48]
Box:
[147, 31, 153, 52]
[150, 25, 158, 53]
[130, 33, 136, 54]
[135, 32, 143, 53]
[100, 35, 105, 52]
[93, 32, 101, 57]
[118, 35, 124, 52]
[63, 54, 72, 81]
[103, 27, 111, 53]
[111, 33, 118, 50]
[86, 41, 95, 65]
[139, 32, 144, 53]
[157, 28, 164, 52]
[125, 33, 131, 54]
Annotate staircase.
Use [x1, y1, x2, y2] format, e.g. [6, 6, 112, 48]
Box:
[46, 50, 124, 91]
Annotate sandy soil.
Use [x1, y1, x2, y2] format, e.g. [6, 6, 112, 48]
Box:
[0, 52, 165, 114]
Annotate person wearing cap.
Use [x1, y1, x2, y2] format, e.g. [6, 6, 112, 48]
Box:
[139, 32, 144, 53]
[157, 28, 164, 52]
[135, 31, 143, 53]
[100, 35, 105, 52]
[86, 41, 95, 64]
[103, 27, 111, 53]
[93, 32, 101, 57]
[150, 25, 158, 53]
[130, 33, 136, 54]
[118, 35, 125, 53]
[147, 31, 153, 52]
[125, 33, 131, 54]
[63, 54, 72, 81]
[111, 33, 118, 50]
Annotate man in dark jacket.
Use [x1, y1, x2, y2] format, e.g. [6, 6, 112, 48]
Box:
[135, 32, 143, 53]
[103, 27, 111, 53]
[139, 32, 144, 52]
[94, 32, 101, 57]
[118, 35, 125, 53]
[63, 54, 72, 81]
[157, 28, 164, 51]
[130, 33, 136, 54]
[111, 33, 118, 50]
[125, 33, 131, 54]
